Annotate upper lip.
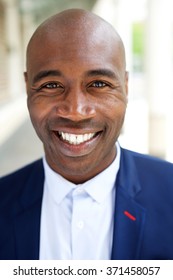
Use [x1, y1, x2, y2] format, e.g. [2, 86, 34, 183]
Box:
[52, 128, 102, 135]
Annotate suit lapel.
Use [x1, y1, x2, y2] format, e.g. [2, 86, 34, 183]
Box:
[14, 160, 44, 260]
[111, 148, 146, 260]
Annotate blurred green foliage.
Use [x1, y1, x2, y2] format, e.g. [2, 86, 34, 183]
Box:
[132, 22, 145, 72]
[132, 22, 144, 55]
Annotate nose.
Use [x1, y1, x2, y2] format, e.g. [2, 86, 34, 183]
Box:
[56, 88, 96, 122]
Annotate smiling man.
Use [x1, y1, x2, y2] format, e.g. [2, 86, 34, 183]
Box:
[0, 9, 173, 260]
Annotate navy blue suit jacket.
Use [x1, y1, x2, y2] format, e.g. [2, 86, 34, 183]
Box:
[0, 148, 173, 260]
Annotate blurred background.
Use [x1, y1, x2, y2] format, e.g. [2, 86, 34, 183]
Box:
[0, 0, 173, 176]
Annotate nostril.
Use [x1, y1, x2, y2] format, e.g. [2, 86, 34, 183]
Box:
[85, 106, 96, 116]
[56, 104, 70, 116]
[56, 101, 96, 121]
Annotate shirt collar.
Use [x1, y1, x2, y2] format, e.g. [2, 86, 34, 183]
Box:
[43, 143, 121, 205]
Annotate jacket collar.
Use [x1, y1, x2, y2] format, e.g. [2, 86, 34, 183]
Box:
[111, 148, 146, 259]
[14, 159, 44, 260]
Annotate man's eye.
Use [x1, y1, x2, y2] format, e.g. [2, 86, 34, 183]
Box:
[34, 82, 64, 93]
[43, 82, 61, 89]
[91, 81, 107, 88]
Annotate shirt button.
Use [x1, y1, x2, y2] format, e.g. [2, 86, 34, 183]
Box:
[77, 188, 85, 193]
[77, 221, 84, 229]
[74, 188, 84, 195]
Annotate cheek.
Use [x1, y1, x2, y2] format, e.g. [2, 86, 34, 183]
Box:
[103, 99, 127, 140]
[103, 96, 127, 124]
[27, 100, 50, 138]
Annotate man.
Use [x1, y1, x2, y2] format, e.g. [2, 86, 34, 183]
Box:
[0, 9, 173, 260]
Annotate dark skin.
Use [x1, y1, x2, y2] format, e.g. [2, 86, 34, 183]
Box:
[25, 9, 128, 184]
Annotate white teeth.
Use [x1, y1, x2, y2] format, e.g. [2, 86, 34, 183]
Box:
[65, 133, 70, 141]
[83, 134, 88, 141]
[59, 132, 96, 145]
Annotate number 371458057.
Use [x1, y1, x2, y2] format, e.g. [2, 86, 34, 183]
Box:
[106, 266, 160, 276]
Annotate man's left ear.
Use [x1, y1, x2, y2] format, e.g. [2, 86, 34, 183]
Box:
[125, 71, 129, 97]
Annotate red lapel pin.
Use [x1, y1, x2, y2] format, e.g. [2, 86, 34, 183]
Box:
[124, 211, 136, 221]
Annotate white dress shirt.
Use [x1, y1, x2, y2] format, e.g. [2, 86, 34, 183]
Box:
[39, 144, 121, 260]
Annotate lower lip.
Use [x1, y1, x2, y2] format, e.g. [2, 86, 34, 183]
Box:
[53, 132, 102, 157]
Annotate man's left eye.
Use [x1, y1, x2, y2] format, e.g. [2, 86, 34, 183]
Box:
[91, 81, 107, 88]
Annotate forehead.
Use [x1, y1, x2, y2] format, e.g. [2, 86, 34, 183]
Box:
[26, 23, 125, 78]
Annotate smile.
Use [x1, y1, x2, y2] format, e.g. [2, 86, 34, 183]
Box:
[58, 131, 97, 145]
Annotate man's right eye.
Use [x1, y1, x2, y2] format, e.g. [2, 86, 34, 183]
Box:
[32, 81, 64, 94]
[42, 82, 62, 89]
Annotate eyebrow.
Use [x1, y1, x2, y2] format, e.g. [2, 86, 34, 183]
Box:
[32, 68, 118, 84]
[86, 69, 118, 80]
[33, 70, 62, 84]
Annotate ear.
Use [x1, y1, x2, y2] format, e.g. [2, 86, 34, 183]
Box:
[125, 71, 129, 97]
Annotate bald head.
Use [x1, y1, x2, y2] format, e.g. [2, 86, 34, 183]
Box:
[26, 9, 126, 71]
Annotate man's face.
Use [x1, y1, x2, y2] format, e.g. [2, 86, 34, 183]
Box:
[25, 28, 128, 183]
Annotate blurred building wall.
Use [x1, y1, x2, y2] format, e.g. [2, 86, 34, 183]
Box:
[0, 0, 28, 148]
[145, 0, 173, 160]
[0, 1, 8, 101]
[0, 0, 24, 101]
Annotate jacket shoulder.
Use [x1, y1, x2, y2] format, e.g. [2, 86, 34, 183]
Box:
[121, 147, 173, 166]
[0, 159, 43, 182]
[0, 159, 43, 198]
[121, 147, 173, 184]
